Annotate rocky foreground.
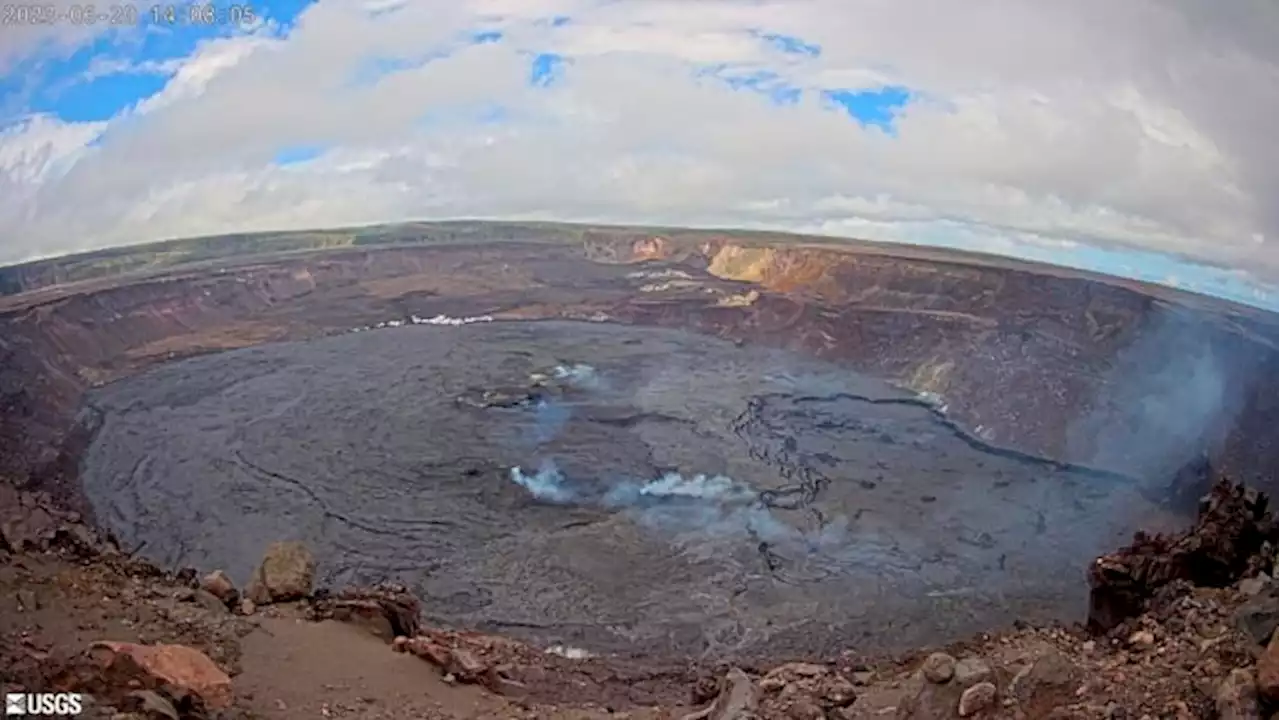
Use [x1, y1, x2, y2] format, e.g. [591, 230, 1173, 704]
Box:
[1, 477, 1277, 720]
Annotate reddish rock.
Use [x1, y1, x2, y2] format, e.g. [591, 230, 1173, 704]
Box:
[759, 662, 826, 692]
[404, 637, 451, 668]
[312, 583, 421, 640]
[1216, 668, 1262, 720]
[88, 641, 232, 709]
[630, 236, 672, 261]
[447, 647, 488, 683]
[1259, 631, 1278, 706]
[758, 662, 856, 711]
[199, 570, 237, 606]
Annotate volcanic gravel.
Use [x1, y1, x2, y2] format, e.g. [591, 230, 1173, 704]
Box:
[80, 321, 1181, 661]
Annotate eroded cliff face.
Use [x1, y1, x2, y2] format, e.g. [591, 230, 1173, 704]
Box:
[0, 235, 1275, 516]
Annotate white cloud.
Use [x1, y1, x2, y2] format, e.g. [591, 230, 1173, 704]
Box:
[131, 32, 279, 114]
[0, 0, 1275, 298]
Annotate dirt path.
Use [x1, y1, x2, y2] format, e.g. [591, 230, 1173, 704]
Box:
[236, 618, 512, 719]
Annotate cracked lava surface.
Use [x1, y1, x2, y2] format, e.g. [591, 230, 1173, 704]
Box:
[80, 320, 1181, 661]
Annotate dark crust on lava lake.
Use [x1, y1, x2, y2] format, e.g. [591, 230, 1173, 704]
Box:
[83, 320, 1181, 661]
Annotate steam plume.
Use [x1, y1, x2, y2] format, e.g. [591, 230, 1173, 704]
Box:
[1066, 311, 1246, 481]
[509, 460, 576, 503]
[603, 472, 756, 506]
[552, 363, 602, 389]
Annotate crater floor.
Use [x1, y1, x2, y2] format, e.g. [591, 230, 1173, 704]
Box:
[81, 321, 1178, 660]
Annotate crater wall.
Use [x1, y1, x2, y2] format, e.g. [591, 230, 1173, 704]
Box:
[0, 228, 1274, 520]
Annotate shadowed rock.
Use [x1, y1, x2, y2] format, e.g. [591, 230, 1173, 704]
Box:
[1088, 477, 1277, 633]
[312, 583, 422, 641]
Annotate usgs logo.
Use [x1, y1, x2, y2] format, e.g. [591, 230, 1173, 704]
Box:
[4, 693, 82, 716]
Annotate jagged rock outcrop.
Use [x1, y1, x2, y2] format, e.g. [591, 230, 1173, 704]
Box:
[1088, 477, 1277, 632]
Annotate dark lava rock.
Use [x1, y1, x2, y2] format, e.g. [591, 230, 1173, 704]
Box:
[1087, 477, 1277, 633]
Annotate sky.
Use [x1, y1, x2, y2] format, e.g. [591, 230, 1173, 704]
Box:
[0, 0, 1277, 309]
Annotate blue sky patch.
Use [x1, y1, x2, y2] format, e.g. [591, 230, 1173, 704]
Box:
[472, 30, 503, 44]
[822, 86, 912, 132]
[254, 0, 313, 28]
[272, 144, 325, 165]
[904, 224, 1279, 310]
[1060, 245, 1279, 309]
[529, 53, 568, 87]
[37, 69, 170, 123]
[3, 28, 182, 124]
[698, 66, 803, 106]
[0, 0, 314, 127]
[757, 32, 821, 57]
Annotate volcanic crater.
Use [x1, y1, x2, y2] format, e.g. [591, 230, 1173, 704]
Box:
[1, 222, 1276, 665]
